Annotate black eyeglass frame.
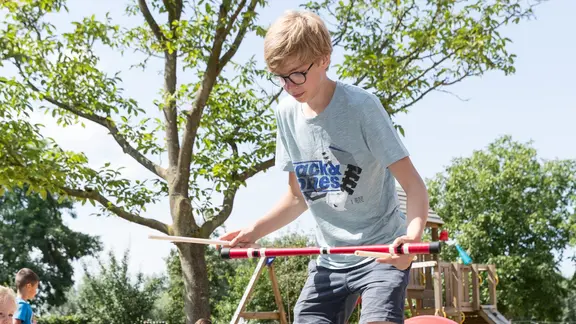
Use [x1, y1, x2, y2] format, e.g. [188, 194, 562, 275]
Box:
[269, 63, 314, 86]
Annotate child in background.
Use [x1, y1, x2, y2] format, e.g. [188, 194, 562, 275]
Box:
[13, 268, 39, 324]
[0, 286, 17, 324]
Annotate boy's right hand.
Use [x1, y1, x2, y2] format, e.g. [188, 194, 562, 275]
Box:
[218, 228, 261, 249]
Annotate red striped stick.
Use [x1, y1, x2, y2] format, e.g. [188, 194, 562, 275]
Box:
[220, 242, 441, 259]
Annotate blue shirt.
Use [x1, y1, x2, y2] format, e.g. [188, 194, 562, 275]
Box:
[275, 81, 409, 269]
[14, 297, 33, 324]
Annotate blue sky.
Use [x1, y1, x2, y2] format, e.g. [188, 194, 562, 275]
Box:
[19, 0, 575, 282]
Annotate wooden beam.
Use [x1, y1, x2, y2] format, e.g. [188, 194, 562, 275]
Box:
[433, 263, 443, 313]
[240, 312, 281, 320]
[471, 264, 480, 311]
[488, 264, 498, 307]
[231, 257, 267, 324]
[268, 263, 288, 324]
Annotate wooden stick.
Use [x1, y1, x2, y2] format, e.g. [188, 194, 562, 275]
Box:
[411, 261, 438, 269]
[354, 250, 420, 261]
[148, 234, 230, 246]
[354, 250, 392, 259]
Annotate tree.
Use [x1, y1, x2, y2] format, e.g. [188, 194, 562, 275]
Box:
[562, 264, 576, 322]
[73, 249, 163, 324]
[0, 0, 541, 321]
[0, 187, 101, 309]
[155, 242, 237, 324]
[427, 135, 576, 321]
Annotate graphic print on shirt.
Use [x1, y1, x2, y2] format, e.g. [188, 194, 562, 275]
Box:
[294, 145, 363, 211]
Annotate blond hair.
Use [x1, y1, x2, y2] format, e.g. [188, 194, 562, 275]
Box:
[0, 286, 16, 307]
[264, 10, 332, 72]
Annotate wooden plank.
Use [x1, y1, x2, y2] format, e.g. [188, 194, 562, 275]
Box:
[441, 264, 451, 309]
[471, 264, 480, 310]
[240, 312, 281, 320]
[268, 263, 288, 324]
[428, 227, 438, 290]
[463, 267, 470, 304]
[477, 265, 489, 271]
[231, 257, 267, 324]
[422, 289, 436, 309]
[433, 263, 442, 311]
[413, 261, 438, 269]
[488, 264, 498, 306]
[451, 263, 462, 315]
[414, 308, 437, 316]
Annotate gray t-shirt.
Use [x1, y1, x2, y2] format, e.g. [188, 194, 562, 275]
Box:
[275, 81, 410, 269]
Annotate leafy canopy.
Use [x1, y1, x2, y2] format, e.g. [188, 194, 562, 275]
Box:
[427, 135, 576, 321]
[0, 0, 539, 237]
[0, 187, 101, 308]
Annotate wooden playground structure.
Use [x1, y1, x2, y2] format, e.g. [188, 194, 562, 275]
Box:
[231, 187, 510, 324]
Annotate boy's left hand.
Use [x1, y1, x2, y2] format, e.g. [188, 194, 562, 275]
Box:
[375, 235, 419, 270]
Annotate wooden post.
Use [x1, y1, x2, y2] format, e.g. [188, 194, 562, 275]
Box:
[471, 264, 480, 311]
[231, 257, 288, 324]
[488, 264, 498, 307]
[268, 262, 288, 324]
[433, 262, 443, 314]
[451, 263, 462, 322]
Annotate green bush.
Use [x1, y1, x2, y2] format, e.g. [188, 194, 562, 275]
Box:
[37, 314, 88, 324]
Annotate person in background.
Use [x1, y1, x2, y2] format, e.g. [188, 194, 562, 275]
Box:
[0, 286, 17, 324]
[13, 268, 39, 324]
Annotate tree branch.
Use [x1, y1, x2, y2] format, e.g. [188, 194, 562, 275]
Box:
[239, 157, 275, 182]
[353, 2, 415, 87]
[200, 156, 275, 235]
[224, 0, 247, 36]
[177, 1, 232, 191]
[62, 187, 170, 234]
[387, 53, 453, 104]
[395, 72, 472, 113]
[160, 0, 184, 168]
[137, 0, 167, 44]
[218, 0, 259, 73]
[163, 0, 183, 23]
[331, 0, 357, 47]
[230, 88, 282, 136]
[20, 77, 167, 179]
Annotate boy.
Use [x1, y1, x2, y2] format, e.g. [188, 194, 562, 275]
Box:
[13, 268, 39, 324]
[220, 10, 429, 324]
[0, 286, 17, 324]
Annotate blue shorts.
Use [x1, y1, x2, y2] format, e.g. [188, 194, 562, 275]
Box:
[293, 259, 410, 324]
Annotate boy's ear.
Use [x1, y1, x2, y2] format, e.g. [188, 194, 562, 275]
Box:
[319, 54, 331, 70]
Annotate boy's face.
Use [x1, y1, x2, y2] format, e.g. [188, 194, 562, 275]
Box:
[0, 299, 16, 324]
[24, 282, 38, 299]
[271, 55, 330, 103]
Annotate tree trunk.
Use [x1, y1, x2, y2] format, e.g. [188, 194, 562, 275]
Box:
[177, 242, 211, 323]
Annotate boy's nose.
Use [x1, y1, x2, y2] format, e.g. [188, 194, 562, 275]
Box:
[283, 80, 297, 91]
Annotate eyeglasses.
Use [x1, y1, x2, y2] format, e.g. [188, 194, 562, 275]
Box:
[269, 63, 314, 87]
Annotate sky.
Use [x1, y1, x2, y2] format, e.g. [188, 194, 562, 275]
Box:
[10, 0, 576, 283]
